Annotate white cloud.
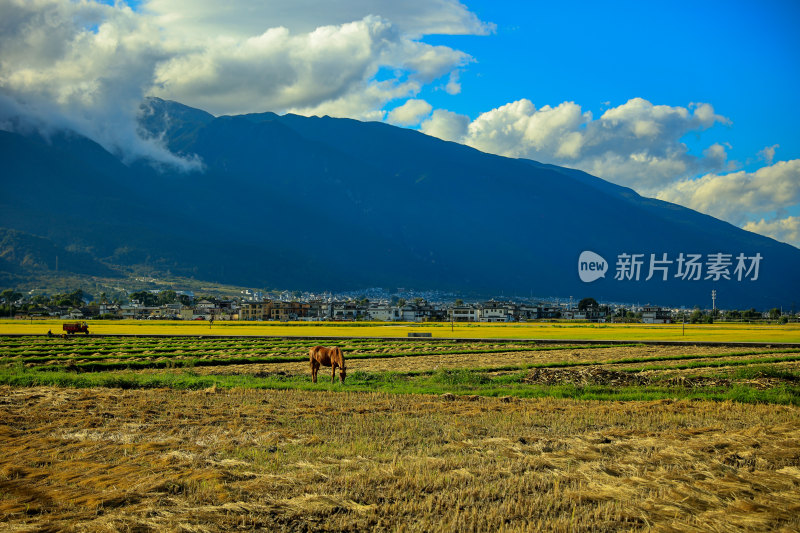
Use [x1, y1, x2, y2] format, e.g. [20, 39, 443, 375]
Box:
[743, 217, 800, 248]
[143, 0, 495, 38]
[0, 0, 199, 170]
[758, 144, 779, 164]
[387, 99, 432, 126]
[419, 97, 732, 194]
[463, 99, 590, 160]
[0, 0, 488, 166]
[444, 70, 462, 95]
[150, 14, 473, 117]
[416, 96, 800, 247]
[656, 160, 800, 225]
[419, 109, 469, 142]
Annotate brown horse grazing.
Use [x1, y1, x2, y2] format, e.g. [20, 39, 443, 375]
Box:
[309, 346, 346, 384]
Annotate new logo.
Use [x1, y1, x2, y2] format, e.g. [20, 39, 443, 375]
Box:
[578, 251, 607, 283]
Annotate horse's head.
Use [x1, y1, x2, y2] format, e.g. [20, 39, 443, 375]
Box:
[339, 366, 346, 383]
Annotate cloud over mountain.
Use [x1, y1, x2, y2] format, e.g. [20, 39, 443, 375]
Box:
[743, 217, 800, 248]
[414, 97, 800, 248]
[1, 0, 797, 249]
[388, 99, 433, 126]
[418, 98, 731, 194]
[657, 160, 800, 228]
[0, 0, 196, 169]
[153, 16, 472, 119]
[0, 0, 483, 161]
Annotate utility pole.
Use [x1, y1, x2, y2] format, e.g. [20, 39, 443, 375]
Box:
[711, 290, 717, 316]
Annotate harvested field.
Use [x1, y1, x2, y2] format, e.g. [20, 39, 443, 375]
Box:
[1, 386, 799, 532]
[2, 336, 800, 530]
[186, 344, 790, 375]
[2, 336, 800, 404]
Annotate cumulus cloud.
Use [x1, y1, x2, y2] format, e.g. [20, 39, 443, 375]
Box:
[143, 0, 495, 38]
[419, 109, 470, 141]
[0, 0, 199, 169]
[416, 96, 800, 246]
[0, 0, 488, 165]
[419, 97, 732, 194]
[655, 159, 800, 226]
[387, 99, 433, 126]
[743, 216, 800, 247]
[465, 99, 589, 159]
[153, 16, 473, 117]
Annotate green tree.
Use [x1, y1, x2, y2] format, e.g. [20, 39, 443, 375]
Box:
[725, 309, 741, 320]
[158, 290, 177, 305]
[0, 290, 22, 303]
[53, 289, 85, 307]
[129, 291, 158, 307]
[768, 308, 781, 320]
[578, 297, 599, 311]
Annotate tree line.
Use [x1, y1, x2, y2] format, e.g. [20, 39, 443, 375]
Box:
[0, 289, 218, 317]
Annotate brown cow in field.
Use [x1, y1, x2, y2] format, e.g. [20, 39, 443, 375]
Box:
[309, 346, 346, 384]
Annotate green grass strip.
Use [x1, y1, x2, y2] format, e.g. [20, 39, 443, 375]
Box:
[1, 367, 797, 405]
[619, 354, 800, 373]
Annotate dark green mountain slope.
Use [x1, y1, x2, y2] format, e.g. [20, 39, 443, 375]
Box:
[1, 98, 798, 308]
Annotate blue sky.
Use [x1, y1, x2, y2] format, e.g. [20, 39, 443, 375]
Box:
[417, 0, 800, 173]
[2, 0, 799, 245]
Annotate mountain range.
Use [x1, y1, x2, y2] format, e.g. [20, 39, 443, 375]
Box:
[1, 97, 798, 308]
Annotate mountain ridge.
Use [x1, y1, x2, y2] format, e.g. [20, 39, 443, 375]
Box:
[1, 98, 798, 308]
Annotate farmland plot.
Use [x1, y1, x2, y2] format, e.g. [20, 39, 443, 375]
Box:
[1, 335, 799, 530]
[1, 387, 799, 532]
[2, 336, 799, 403]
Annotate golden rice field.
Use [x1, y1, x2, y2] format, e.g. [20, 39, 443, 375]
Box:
[2, 318, 799, 343]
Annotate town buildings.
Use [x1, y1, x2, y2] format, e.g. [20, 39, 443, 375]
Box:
[15, 288, 773, 324]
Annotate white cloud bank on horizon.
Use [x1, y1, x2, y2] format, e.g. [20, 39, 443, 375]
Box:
[743, 217, 800, 248]
[656, 159, 800, 227]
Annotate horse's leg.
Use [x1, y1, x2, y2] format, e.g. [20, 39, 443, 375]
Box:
[311, 360, 318, 383]
[331, 364, 336, 384]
